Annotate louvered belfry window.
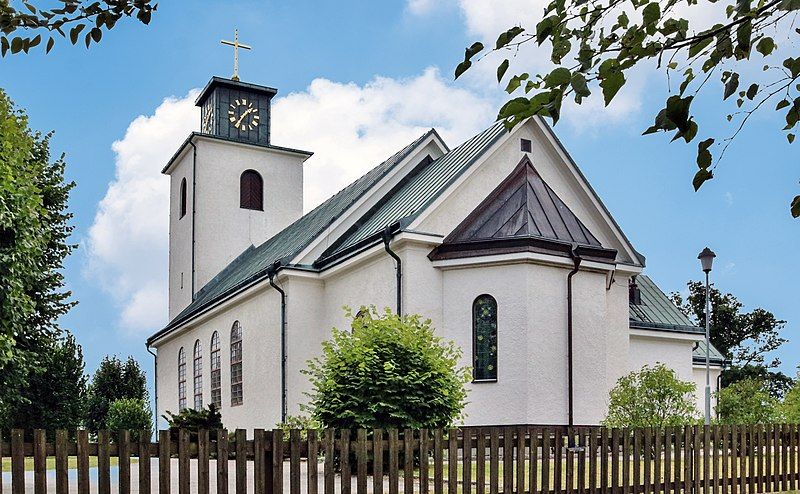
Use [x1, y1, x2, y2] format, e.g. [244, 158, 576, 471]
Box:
[179, 178, 187, 218]
[240, 170, 264, 210]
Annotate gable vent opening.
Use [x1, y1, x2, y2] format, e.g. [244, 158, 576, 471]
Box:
[520, 139, 532, 153]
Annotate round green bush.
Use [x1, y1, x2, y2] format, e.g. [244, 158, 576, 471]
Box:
[106, 398, 152, 437]
[303, 307, 470, 430]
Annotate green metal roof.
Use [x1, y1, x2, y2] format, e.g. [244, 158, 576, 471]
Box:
[693, 339, 726, 365]
[319, 122, 507, 261]
[629, 275, 701, 333]
[629, 275, 727, 365]
[149, 129, 437, 342]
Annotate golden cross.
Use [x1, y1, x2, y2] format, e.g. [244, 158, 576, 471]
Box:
[221, 29, 252, 81]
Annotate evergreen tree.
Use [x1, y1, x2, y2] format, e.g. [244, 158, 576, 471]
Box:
[86, 356, 149, 432]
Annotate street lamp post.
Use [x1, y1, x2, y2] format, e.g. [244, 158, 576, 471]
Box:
[698, 247, 716, 425]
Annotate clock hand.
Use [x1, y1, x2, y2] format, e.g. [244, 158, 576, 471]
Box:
[235, 108, 254, 128]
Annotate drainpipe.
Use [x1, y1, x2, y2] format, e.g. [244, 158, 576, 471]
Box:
[382, 226, 402, 315]
[566, 245, 582, 447]
[268, 263, 288, 423]
[145, 344, 158, 437]
[188, 140, 198, 299]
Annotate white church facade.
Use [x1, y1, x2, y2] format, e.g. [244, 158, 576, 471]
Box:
[147, 76, 726, 429]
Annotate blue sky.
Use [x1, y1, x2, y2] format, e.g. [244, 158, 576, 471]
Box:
[0, 0, 797, 393]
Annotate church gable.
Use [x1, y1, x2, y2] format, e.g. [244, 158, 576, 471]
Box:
[429, 156, 617, 263]
[413, 117, 644, 268]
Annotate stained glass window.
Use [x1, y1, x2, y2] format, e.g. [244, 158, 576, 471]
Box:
[178, 347, 187, 410]
[231, 321, 243, 406]
[473, 295, 498, 381]
[210, 331, 221, 409]
[193, 340, 203, 409]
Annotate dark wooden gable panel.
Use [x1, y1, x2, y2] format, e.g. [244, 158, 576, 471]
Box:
[435, 155, 609, 261]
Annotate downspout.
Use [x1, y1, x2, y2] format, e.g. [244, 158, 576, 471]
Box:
[188, 140, 198, 299]
[268, 264, 288, 423]
[382, 226, 402, 315]
[145, 344, 158, 436]
[566, 245, 582, 447]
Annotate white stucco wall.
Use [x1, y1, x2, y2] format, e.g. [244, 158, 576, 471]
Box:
[627, 332, 721, 420]
[693, 364, 722, 417]
[167, 151, 195, 319]
[193, 138, 305, 291]
[156, 285, 283, 431]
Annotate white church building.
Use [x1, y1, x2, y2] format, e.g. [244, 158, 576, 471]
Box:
[146, 76, 727, 429]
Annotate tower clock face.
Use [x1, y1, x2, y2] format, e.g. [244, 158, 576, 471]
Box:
[228, 99, 260, 131]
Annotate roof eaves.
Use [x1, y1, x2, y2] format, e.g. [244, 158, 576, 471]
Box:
[629, 320, 704, 335]
[161, 132, 314, 174]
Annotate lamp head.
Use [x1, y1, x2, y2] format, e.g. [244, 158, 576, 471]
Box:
[698, 247, 716, 273]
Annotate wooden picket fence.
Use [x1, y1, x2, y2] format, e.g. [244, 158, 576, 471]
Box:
[1, 424, 800, 494]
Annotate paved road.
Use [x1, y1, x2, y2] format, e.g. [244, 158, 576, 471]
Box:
[2, 459, 407, 493]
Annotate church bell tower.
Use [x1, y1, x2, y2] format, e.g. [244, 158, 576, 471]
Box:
[163, 71, 312, 320]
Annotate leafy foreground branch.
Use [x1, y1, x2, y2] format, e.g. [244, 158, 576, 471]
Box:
[456, 0, 800, 217]
[1, 0, 157, 56]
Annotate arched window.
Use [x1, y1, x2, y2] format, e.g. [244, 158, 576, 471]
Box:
[179, 178, 187, 218]
[230, 321, 244, 406]
[473, 295, 498, 382]
[210, 331, 221, 409]
[193, 340, 203, 409]
[178, 347, 187, 410]
[240, 170, 263, 210]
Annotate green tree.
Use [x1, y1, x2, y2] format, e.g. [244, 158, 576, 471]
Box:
[106, 398, 152, 437]
[603, 363, 698, 427]
[303, 307, 471, 430]
[0, 89, 84, 432]
[86, 356, 149, 432]
[779, 372, 800, 422]
[454, 0, 800, 217]
[671, 281, 790, 397]
[1, 1, 156, 56]
[716, 378, 780, 424]
[0, 334, 87, 435]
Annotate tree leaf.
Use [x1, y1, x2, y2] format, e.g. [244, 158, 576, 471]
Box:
[791, 195, 800, 218]
[756, 37, 775, 56]
[545, 67, 571, 87]
[788, 133, 796, 143]
[495, 26, 525, 49]
[454, 60, 471, 79]
[697, 137, 714, 169]
[69, 24, 85, 45]
[45, 37, 55, 54]
[598, 59, 625, 106]
[497, 59, 509, 83]
[642, 2, 661, 31]
[723, 72, 739, 99]
[693, 168, 714, 191]
[688, 37, 713, 58]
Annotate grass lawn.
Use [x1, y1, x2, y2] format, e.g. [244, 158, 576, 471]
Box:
[1, 456, 132, 472]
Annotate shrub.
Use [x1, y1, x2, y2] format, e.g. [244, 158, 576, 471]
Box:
[163, 404, 223, 440]
[716, 378, 780, 424]
[303, 307, 470, 430]
[603, 363, 698, 427]
[780, 372, 800, 422]
[106, 398, 152, 437]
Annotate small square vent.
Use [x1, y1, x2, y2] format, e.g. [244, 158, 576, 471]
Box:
[520, 139, 532, 153]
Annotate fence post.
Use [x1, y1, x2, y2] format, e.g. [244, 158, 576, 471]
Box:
[32, 429, 46, 494]
[158, 430, 171, 494]
[374, 429, 384, 494]
[55, 429, 69, 494]
[138, 430, 152, 494]
[253, 429, 265, 494]
[218, 429, 230, 494]
[272, 429, 284, 494]
[77, 429, 90, 494]
[119, 430, 131, 494]
[198, 429, 210, 494]
[236, 429, 247, 494]
[307, 429, 319, 494]
[98, 429, 111, 494]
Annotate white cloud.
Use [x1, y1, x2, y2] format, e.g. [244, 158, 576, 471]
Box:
[274, 67, 495, 207]
[85, 92, 198, 336]
[86, 69, 494, 335]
